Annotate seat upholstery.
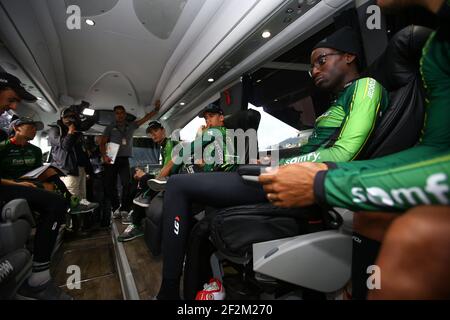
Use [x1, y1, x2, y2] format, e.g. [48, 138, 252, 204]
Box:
[357, 25, 432, 159]
[0, 199, 34, 299]
[0, 199, 34, 256]
[0, 249, 32, 299]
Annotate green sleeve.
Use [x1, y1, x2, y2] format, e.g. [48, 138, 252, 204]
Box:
[327, 145, 443, 173]
[333, 30, 450, 173]
[281, 78, 385, 164]
[314, 78, 385, 162]
[315, 150, 450, 212]
[162, 141, 175, 167]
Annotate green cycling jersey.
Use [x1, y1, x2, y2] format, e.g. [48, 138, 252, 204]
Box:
[161, 138, 177, 167]
[280, 77, 388, 164]
[171, 126, 236, 174]
[0, 139, 42, 179]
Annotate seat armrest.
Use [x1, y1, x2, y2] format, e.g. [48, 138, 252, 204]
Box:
[1, 199, 35, 225]
[253, 230, 352, 293]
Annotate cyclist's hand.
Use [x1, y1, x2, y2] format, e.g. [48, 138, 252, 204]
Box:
[102, 155, 112, 164]
[259, 163, 328, 207]
[17, 181, 38, 188]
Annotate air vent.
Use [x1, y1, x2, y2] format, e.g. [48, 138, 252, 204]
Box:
[133, 0, 187, 40]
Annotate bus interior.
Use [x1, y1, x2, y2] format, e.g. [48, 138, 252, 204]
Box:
[0, 0, 444, 301]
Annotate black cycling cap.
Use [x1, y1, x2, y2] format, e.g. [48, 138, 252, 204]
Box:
[146, 120, 164, 133]
[312, 26, 363, 62]
[0, 72, 37, 102]
[10, 116, 44, 131]
[198, 102, 223, 118]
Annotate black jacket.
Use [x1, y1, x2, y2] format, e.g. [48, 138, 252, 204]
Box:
[48, 120, 90, 176]
[0, 129, 7, 142]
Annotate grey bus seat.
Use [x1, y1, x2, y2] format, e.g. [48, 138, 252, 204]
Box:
[356, 25, 432, 159]
[224, 109, 261, 130]
[252, 209, 353, 293]
[0, 249, 32, 299]
[0, 199, 35, 299]
[185, 25, 432, 299]
[0, 199, 35, 256]
[143, 191, 164, 256]
[224, 109, 261, 164]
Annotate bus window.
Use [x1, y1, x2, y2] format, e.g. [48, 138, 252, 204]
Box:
[130, 137, 159, 168]
[179, 116, 204, 142]
[248, 104, 305, 151]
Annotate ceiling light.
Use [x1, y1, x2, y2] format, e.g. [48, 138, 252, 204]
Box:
[85, 19, 95, 26]
[262, 31, 271, 39]
[256, 79, 262, 83]
[208, 78, 215, 83]
[180, 102, 185, 106]
[36, 97, 42, 100]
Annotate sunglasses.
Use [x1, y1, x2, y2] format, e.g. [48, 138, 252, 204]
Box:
[308, 52, 343, 77]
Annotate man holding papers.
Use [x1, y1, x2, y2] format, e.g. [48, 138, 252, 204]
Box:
[100, 101, 160, 220]
[0, 116, 96, 214]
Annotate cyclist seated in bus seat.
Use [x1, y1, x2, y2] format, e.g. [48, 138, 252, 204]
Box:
[161, 102, 238, 177]
[131, 121, 177, 204]
[0, 72, 72, 300]
[118, 119, 178, 242]
[0, 117, 96, 214]
[259, 0, 450, 300]
[155, 26, 390, 300]
[119, 104, 236, 242]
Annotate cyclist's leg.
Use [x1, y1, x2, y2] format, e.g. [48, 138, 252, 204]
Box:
[368, 205, 450, 299]
[158, 172, 267, 299]
[0, 185, 67, 289]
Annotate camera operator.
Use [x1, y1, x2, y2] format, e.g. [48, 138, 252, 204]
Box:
[48, 103, 98, 211]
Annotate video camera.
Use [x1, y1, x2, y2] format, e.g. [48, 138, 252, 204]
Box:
[61, 101, 98, 131]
